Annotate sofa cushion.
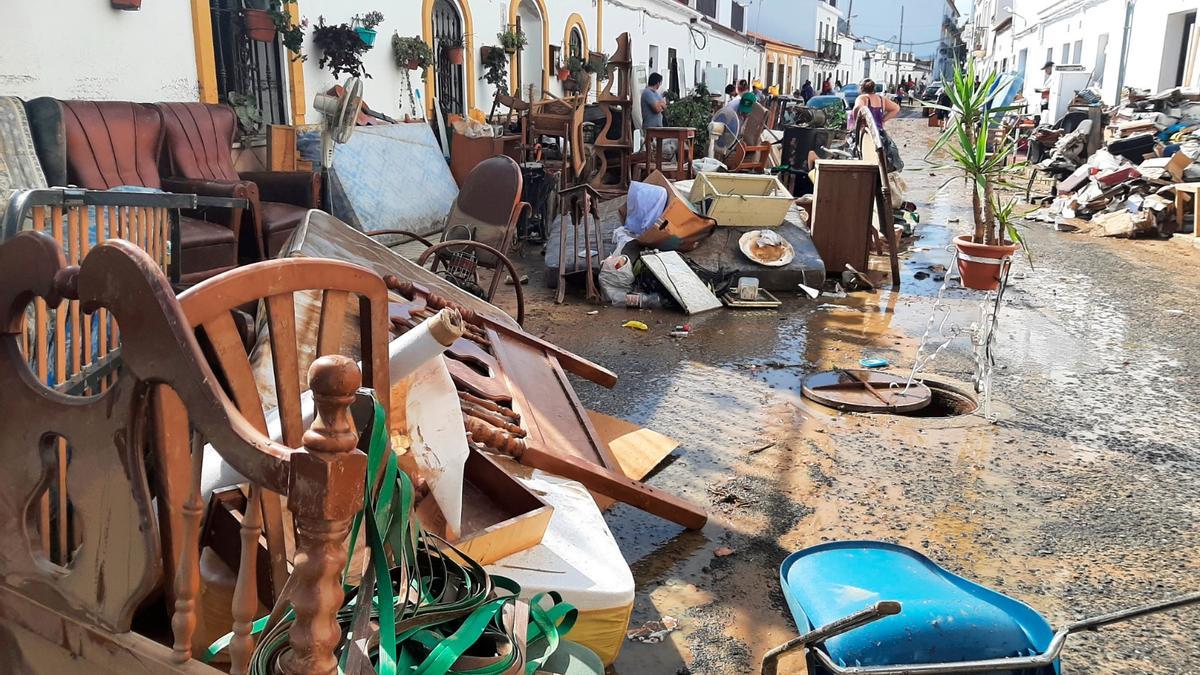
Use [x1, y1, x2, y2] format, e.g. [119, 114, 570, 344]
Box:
[261, 200, 307, 257]
[57, 100, 164, 189]
[179, 216, 237, 277]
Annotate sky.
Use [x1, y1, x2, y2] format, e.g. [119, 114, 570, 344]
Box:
[843, 0, 955, 59]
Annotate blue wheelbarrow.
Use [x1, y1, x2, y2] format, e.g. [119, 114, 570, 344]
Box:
[762, 541, 1200, 674]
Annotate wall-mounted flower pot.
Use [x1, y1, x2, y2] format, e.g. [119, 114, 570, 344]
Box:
[242, 9, 278, 42]
[557, 67, 570, 81]
[953, 235, 1020, 291]
[355, 26, 377, 46]
[447, 46, 465, 65]
[406, 58, 422, 70]
[111, 0, 142, 9]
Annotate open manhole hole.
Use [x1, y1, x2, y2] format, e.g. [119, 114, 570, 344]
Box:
[802, 370, 977, 418]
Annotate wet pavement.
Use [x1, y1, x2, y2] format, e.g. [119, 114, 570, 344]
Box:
[512, 117, 1200, 674]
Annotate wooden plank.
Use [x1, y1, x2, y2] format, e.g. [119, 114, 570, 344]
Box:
[316, 290, 349, 357]
[810, 159, 877, 276]
[639, 250, 722, 315]
[487, 328, 616, 470]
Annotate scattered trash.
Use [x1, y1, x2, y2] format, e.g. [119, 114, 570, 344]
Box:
[622, 320, 649, 331]
[1165, 309, 1185, 315]
[626, 616, 679, 643]
[586, 310, 599, 315]
[714, 547, 736, 557]
[914, 271, 930, 280]
[859, 357, 889, 368]
[669, 323, 692, 338]
[748, 442, 776, 454]
[797, 283, 821, 299]
[948, 217, 960, 223]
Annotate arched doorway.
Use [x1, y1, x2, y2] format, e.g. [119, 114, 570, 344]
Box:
[515, 0, 545, 100]
[431, 0, 466, 116]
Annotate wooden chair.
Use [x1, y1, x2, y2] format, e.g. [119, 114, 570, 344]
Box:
[150, 257, 391, 614]
[366, 156, 528, 325]
[0, 230, 365, 674]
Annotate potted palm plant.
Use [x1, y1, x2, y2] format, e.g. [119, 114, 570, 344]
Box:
[498, 27, 527, 54]
[925, 63, 1027, 291]
[352, 11, 384, 47]
[441, 35, 466, 65]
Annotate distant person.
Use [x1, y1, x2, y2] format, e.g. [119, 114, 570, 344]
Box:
[712, 92, 758, 158]
[641, 72, 667, 129]
[1035, 60, 1054, 117]
[821, 78, 832, 94]
[737, 79, 749, 94]
[801, 79, 814, 102]
[725, 83, 736, 102]
[835, 79, 843, 91]
[852, 79, 900, 129]
[936, 86, 951, 129]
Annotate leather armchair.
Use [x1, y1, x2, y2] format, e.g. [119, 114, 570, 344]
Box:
[23, 98, 241, 286]
[155, 102, 320, 261]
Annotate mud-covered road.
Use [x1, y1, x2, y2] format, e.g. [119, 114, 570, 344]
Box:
[514, 117, 1200, 674]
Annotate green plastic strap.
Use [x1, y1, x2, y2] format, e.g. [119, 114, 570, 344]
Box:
[413, 597, 510, 675]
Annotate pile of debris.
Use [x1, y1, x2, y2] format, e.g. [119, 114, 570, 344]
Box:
[1028, 86, 1200, 238]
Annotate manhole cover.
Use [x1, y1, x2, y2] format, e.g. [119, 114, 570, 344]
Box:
[802, 369, 932, 413]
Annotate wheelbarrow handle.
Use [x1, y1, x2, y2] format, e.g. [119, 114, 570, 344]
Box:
[1066, 591, 1200, 634]
[761, 601, 901, 675]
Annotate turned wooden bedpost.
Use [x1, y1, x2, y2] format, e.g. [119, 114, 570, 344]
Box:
[282, 355, 366, 675]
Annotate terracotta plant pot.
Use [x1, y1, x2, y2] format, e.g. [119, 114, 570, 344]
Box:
[447, 46, 465, 65]
[557, 68, 570, 81]
[355, 26, 378, 47]
[407, 58, 422, 70]
[953, 235, 1020, 291]
[111, 0, 142, 9]
[243, 8, 278, 42]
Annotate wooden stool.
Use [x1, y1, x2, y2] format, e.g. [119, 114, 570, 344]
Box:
[640, 127, 695, 181]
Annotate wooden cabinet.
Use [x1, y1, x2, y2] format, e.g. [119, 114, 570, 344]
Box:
[450, 133, 522, 186]
[809, 159, 879, 276]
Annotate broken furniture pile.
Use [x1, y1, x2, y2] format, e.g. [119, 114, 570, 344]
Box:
[1027, 86, 1200, 239]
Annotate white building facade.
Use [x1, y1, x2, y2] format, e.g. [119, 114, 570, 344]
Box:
[969, 0, 1200, 109]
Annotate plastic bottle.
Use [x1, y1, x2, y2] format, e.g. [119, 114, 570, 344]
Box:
[619, 292, 664, 309]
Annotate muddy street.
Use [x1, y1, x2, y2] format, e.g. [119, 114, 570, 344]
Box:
[517, 117, 1200, 674]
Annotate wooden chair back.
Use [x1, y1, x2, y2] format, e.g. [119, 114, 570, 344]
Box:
[154, 258, 391, 610]
[0, 231, 365, 674]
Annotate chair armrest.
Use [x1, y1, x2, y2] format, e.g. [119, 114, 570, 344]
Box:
[240, 171, 320, 208]
[161, 177, 256, 238]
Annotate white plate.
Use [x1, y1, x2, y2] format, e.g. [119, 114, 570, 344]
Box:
[738, 230, 795, 267]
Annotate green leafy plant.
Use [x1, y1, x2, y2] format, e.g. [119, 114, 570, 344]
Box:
[393, 35, 432, 116]
[924, 62, 1027, 247]
[991, 194, 1032, 265]
[583, 51, 608, 75]
[664, 83, 713, 155]
[227, 90, 262, 137]
[440, 34, 465, 50]
[353, 10, 384, 30]
[312, 16, 372, 79]
[497, 27, 527, 52]
[481, 46, 510, 96]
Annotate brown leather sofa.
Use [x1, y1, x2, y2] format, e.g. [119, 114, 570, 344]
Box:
[156, 102, 320, 260]
[24, 98, 241, 286]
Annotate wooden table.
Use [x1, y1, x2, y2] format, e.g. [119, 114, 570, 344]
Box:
[637, 126, 695, 181]
[450, 133, 522, 187]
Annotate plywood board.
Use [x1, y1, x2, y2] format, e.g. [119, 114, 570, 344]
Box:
[639, 250, 722, 314]
[586, 410, 679, 510]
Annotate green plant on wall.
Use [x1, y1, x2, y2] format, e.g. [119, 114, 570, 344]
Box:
[312, 16, 373, 79]
[393, 34, 433, 116]
[227, 90, 263, 137]
[497, 27, 527, 52]
[664, 83, 712, 155]
[481, 47, 509, 96]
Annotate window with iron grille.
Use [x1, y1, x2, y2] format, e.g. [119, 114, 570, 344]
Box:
[433, 0, 466, 117]
[209, 0, 290, 139]
[569, 27, 584, 60]
[696, 0, 717, 19]
[731, 2, 745, 31]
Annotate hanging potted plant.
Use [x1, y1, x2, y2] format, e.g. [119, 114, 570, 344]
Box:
[393, 34, 433, 116]
[242, 0, 279, 42]
[393, 34, 433, 71]
[351, 11, 384, 47]
[584, 51, 608, 76]
[441, 35, 466, 66]
[312, 16, 373, 78]
[556, 61, 571, 81]
[481, 46, 510, 97]
[925, 62, 1027, 291]
[497, 27, 527, 54]
[562, 55, 585, 92]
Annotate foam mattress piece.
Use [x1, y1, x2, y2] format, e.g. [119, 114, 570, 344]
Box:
[486, 471, 635, 666]
[298, 123, 456, 238]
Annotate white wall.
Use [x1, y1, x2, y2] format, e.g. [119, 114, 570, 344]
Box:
[0, 0, 198, 101]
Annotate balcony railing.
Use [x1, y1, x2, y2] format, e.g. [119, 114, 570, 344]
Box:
[818, 38, 842, 62]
